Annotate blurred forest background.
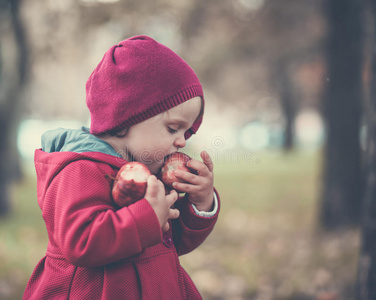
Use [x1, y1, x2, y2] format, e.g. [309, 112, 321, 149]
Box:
[1, 0, 376, 299]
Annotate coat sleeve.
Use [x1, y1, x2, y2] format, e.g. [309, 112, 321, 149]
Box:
[172, 188, 220, 256]
[43, 160, 162, 267]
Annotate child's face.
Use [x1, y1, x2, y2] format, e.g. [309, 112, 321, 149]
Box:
[117, 96, 202, 174]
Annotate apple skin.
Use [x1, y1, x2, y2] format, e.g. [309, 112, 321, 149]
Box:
[112, 161, 152, 207]
[160, 152, 195, 188]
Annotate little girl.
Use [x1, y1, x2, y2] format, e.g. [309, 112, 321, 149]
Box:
[23, 35, 220, 299]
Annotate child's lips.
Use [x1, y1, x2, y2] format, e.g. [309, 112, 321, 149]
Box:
[164, 151, 179, 161]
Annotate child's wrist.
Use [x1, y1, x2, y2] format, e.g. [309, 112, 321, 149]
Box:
[191, 192, 218, 218]
[191, 192, 214, 212]
[194, 201, 213, 212]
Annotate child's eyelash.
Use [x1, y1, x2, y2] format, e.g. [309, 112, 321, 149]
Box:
[168, 127, 178, 134]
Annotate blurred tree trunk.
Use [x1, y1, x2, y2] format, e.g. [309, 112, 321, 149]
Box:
[0, 0, 28, 216]
[355, 1, 376, 297]
[273, 58, 296, 151]
[320, 0, 364, 229]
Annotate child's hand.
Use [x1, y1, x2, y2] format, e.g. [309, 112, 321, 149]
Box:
[144, 175, 180, 232]
[172, 151, 214, 212]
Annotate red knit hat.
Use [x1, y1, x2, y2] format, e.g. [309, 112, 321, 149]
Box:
[86, 35, 204, 139]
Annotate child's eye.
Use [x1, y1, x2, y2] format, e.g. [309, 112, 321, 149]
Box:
[167, 127, 178, 134]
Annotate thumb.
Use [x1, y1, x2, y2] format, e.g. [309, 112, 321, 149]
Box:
[144, 175, 158, 200]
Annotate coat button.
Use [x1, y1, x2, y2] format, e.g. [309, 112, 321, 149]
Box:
[163, 233, 173, 248]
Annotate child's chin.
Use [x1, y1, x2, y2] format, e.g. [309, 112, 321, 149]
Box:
[146, 163, 163, 175]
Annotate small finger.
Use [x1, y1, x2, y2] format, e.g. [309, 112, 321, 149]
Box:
[156, 179, 165, 195]
[172, 182, 196, 193]
[201, 150, 214, 172]
[174, 169, 198, 184]
[166, 189, 178, 203]
[186, 159, 206, 175]
[145, 175, 158, 198]
[148, 175, 157, 183]
[169, 208, 180, 220]
[162, 222, 170, 232]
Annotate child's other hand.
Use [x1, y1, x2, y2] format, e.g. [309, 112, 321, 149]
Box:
[145, 175, 180, 232]
[172, 151, 214, 212]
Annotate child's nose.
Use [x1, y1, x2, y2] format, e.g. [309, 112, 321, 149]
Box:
[174, 135, 186, 148]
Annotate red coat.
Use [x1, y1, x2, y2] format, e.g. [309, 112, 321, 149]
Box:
[24, 150, 220, 299]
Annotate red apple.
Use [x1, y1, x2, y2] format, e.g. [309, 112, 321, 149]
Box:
[160, 152, 195, 188]
[112, 161, 151, 207]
